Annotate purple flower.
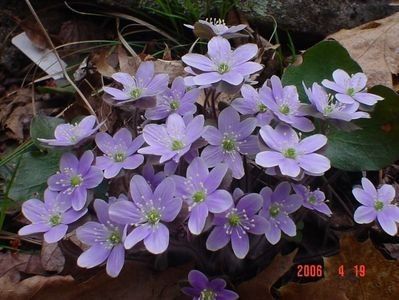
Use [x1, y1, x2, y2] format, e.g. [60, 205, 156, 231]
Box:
[303, 82, 369, 121]
[95, 128, 144, 179]
[38, 115, 99, 146]
[19, 189, 87, 243]
[109, 176, 182, 254]
[145, 76, 200, 120]
[206, 193, 268, 259]
[261, 76, 314, 132]
[48, 151, 103, 210]
[172, 157, 233, 235]
[142, 163, 166, 189]
[184, 18, 246, 39]
[182, 270, 239, 300]
[139, 113, 204, 164]
[77, 199, 126, 277]
[352, 177, 399, 236]
[201, 107, 259, 179]
[256, 124, 330, 178]
[259, 182, 302, 245]
[103, 61, 169, 104]
[321, 69, 383, 105]
[292, 184, 332, 216]
[231, 84, 274, 127]
[182, 36, 262, 87]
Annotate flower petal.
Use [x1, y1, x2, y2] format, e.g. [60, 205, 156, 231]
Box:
[204, 163, 228, 193]
[237, 193, 263, 216]
[188, 203, 209, 235]
[188, 270, 209, 290]
[62, 208, 87, 224]
[206, 226, 230, 251]
[103, 87, 131, 101]
[298, 153, 330, 174]
[265, 223, 281, 245]
[182, 54, 215, 71]
[297, 134, 327, 154]
[377, 210, 398, 236]
[22, 199, 47, 223]
[109, 200, 142, 225]
[143, 223, 169, 254]
[106, 244, 125, 278]
[202, 126, 223, 145]
[18, 223, 51, 236]
[206, 190, 233, 213]
[361, 177, 377, 197]
[76, 221, 109, 245]
[77, 243, 111, 268]
[207, 36, 231, 63]
[218, 107, 240, 133]
[255, 151, 284, 168]
[201, 145, 224, 167]
[354, 206, 377, 224]
[112, 72, 135, 87]
[44, 224, 68, 243]
[377, 184, 396, 203]
[224, 151, 244, 179]
[279, 158, 301, 177]
[136, 61, 154, 87]
[221, 71, 243, 85]
[130, 175, 153, 205]
[353, 92, 383, 105]
[231, 229, 249, 259]
[232, 43, 258, 65]
[124, 225, 151, 249]
[248, 215, 269, 235]
[352, 188, 374, 206]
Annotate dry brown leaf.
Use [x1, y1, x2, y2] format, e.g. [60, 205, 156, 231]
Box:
[237, 250, 297, 299]
[154, 59, 185, 83]
[0, 252, 46, 279]
[328, 12, 399, 88]
[41, 242, 65, 273]
[19, 19, 51, 50]
[91, 49, 117, 78]
[279, 235, 399, 299]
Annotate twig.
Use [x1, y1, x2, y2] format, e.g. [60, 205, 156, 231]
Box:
[25, 0, 97, 118]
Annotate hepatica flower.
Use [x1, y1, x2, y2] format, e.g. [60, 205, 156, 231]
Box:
[182, 36, 262, 87]
[145, 76, 200, 120]
[201, 107, 259, 179]
[77, 199, 126, 278]
[48, 151, 103, 210]
[185, 18, 246, 38]
[103, 61, 168, 104]
[182, 270, 239, 300]
[172, 157, 233, 235]
[139, 113, 204, 163]
[261, 76, 314, 132]
[292, 184, 332, 216]
[95, 128, 144, 179]
[109, 176, 182, 254]
[321, 69, 383, 105]
[256, 124, 330, 178]
[231, 84, 274, 127]
[38, 115, 98, 146]
[259, 182, 302, 245]
[303, 82, 369, 121]
[206, 193, 268, 259]
[352, 177, 399, 236]
[19, 189, 87, 243]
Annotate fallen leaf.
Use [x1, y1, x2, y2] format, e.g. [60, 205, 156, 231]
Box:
[41, 242, 65, 273]
[91, 49, 117, 78]
[328, 12, 399, 88]
[0, 252, 46, 279]
[237, 250, 297, 299]
[154, 59, 185, 83]
[279, 235, 399, 299]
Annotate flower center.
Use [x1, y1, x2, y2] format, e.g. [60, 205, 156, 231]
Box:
[269, 205, 280, 217]
[131, 88, 142, 98]
[49, 214, 61, 226]
[170, 100, 180, 110]
[347, 87, 355, 96]
[70, 175, 83, 187]
[108, 231, 122, 245]
[193, 191, 206, 203]
[146, 209, 161, 225]
[308, 195, 317, 204]
[228, 213, 241, 226]
[200, 289, 216, 300]
[171, 139, 184, 151]
[222, 138, 235, 152]
[279, 104, 290, 115]
[113, 152, 125, 162]
[218, 63, 229, 74]
[374, 200, 384, 211]
[323, 105, 334, 115]
[283, 148, 297, 159]
[258, 103, 268, 113]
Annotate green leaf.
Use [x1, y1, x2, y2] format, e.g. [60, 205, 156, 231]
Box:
[282, 40, 362, 101]
[325, 86, 399, 171]
[8, 150, 61, 201]
[30, 115, 64, 148]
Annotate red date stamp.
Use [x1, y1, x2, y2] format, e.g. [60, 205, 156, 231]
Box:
[296, 264, 324, 277]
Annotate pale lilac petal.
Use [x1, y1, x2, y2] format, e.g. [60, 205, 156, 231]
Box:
[265, 224, 281, 245]
[109, 200, 142, 225]
[122, 155, 144, 170]
[188, 270, 208, 289]
[188, 203, 209, 235]
[361, 178, 377, 196]
[142, 124, 169, 147]
[248, 215, 269, 235]
[201, 145, 224, 167]
[260, 187, 273, 209]
[130, 175, 153, 204]
[353, 93, 383, 105]
[231, 97, 256, 114]
[60, 152, 79, 171]
[354, 206, 377, 224]
[76, 221, 109, 245]
[113, 128, 132, 148]
[377, 185, 396, 203]
[124, 225, 151, 249]
[352, 188, 374, 206]
[53, 124, 74, 142]
[290, 116, 315, 132]
[94, 199, 110, 224]
[206, 190, 233, 213]
[143, 223, 169, 254]
[297, 135, 327, 154]
[231, 229, 249, 259]
[146, 74, 169, 95]
[221, 71, 243, 85]
[22, 199, 47, 223]
[77, 116, 96, 133]
[202, 126, 223, 145]
[154, 178, 175, 207]
[182, 54, 215, 71]
[103, 87, 131, 100]
[185, 115, 204, 144]
[218, 107, 240, 133]
[232, 43, 258, 65]
[224, 151, 244, 179]
[232, 62, 263, 76]
[279, 159, 301, 177]
[235, 118, 256, 139]
[83, 167, 103, 188]
[204, 163, 228, 193]
[112, 72, 135, 86]
[193, 72, 222, 85]
[255, 151, 284, 168]
[313, 203, 332, 216]
[18, 223, 51, 236]
[282, 195, 302, 214]
[277, 214, 297, 236]
[207, 36, 231, 63]
[78, 151, 94, 174]
[377, 211, 398, 235]
[136, 61, 154, 87]
[239, 135, 259, 155]
[106, 244, 125, 278]
[62, 208, 87, 224]
[103, 163, 123, 179]
[77, 244, 111, 268]
[187, 157, 209, 182]
[321, 79, 345, 93]
[350, 72, 367, 91]
[71, 188, 87, 211]
[44, 224, 68, 243]
[332, 69, 351, 87]
[298, 154, 330, 174]
[237, 193, 263, 216]
[206, 226, 230, 251]
[95, 132, 114, 155]
[161, 197, 182, 222]
[336, 93, 355, 104]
